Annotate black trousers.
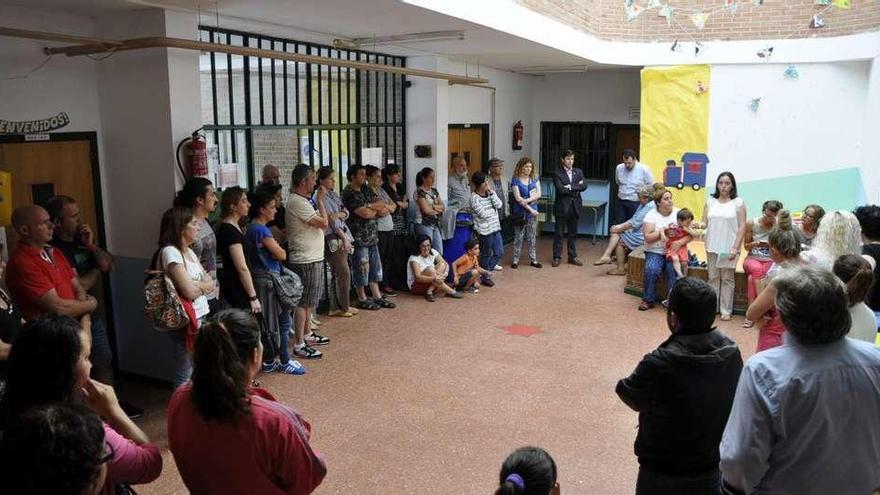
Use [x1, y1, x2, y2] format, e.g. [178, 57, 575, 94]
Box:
[635, 468, 721, 495]
[553, 214, 580, 261]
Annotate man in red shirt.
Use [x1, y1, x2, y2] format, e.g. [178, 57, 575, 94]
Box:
[6, 205, 96, 321]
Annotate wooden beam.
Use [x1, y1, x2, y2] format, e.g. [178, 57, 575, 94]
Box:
[4, 29, 488, 85]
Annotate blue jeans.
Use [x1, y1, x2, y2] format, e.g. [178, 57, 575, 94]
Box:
[479, 230, 503, 280]
[636, 468, 721, 495]
[169, 330, 192, 389]
[644, 251, 677, 303]
[351, 244, 383, 288]
[277, 308, 292, 363]
[89, 316, 114, 383]
[414, 223, 443, 255]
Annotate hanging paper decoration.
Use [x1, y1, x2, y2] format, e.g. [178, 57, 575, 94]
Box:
[832, 0, 851, 8]
[694, 42, 704, 55]
[691, 12, 709, 30]
[658, 5, 674, 26]
[626, 3, 645, 22]
[648, 0, 662, 8]
[757, 46, 774, 58]
[784, 64, 799, 79]
[625, 0, 635, 7]
[810, 14, 825, 28]
[749, 98, 761, 113]
[752, 0, 764, 5]
[815, 0, 831, 4]
[670, 40, 681, 52]
[696, 80, 708, 94]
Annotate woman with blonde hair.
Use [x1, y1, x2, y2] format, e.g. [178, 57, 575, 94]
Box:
[509, 157, 542, 269]
[803, 210, 863, 270]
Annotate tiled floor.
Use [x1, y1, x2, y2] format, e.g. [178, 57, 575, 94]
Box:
[126, 237, 757, 494]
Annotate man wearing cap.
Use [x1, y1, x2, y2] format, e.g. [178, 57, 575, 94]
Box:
[615, 149, 654, 225]
[487, 158, 509, 270]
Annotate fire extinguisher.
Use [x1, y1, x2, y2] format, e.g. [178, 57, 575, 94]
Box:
[512, 120, 524, 151]
[176, 129, 209, 179]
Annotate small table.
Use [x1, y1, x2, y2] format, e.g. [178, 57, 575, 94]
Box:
[582, 200, 607, 244]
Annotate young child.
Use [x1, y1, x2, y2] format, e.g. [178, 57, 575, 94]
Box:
[662, 208, 698, 278]
[495, 446, 559, 495]
[452, 239, 491, 293]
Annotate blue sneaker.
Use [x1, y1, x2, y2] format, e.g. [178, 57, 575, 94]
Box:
[279, 359, 306, 375]
[261, 359, 280, 374]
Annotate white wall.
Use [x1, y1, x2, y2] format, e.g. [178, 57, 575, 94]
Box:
[708, 62, 868, 185]
[406, 56, 450, 196]
[863, 56, 880, 204]
[530, 70, 641, 171]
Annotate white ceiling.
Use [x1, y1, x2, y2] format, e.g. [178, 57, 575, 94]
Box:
[6, 0, 610, 71]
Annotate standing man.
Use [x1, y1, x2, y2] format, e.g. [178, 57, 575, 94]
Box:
[260, 163, 281, 186]
[617, 277, 743, 494]
[552, 149, 587, 267]
[443, 156, 472, 241]
[487, 157, 509, 271]
[286, 164, 331, 357]
[720, 266, 880, 495]
[6, 205, 97, 321]
[615, 149, 654, 225]
[342, 164, 396, 311]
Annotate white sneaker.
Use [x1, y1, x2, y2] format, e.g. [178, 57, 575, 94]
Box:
[494, 265, 503, 271]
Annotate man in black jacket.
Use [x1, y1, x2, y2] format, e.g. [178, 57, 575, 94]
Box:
[616, 277, 743, 495]
[552, 150, 587, 266]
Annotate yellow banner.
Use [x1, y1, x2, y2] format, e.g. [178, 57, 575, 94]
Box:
[640, 65, 711, 219]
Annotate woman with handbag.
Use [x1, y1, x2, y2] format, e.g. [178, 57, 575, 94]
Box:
[317, 167, 357, 318]
[247, 190, 315, 376]
[156, 206, 214, 388]
[509, 157, 542, 269]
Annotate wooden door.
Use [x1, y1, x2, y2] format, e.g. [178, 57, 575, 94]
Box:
[614, 126, 640, 164]
[0, 139, 99, 254]
[448, 126, 484, 178]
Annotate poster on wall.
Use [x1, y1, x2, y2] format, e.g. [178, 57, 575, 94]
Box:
[361, 147, 383, 167]
[217, 163, 240, 188]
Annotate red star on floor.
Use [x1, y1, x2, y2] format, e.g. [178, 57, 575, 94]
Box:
[500, 324, 543, 337]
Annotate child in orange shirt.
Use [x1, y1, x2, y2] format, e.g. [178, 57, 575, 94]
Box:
[453, 239, 492, 293]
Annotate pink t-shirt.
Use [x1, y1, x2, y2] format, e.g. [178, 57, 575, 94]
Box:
[101, 423, 162, 494]
[167, 384, 327, 495]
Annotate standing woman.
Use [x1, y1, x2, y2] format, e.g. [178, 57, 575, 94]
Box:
[167, 309, 326, 494]
[175, 178, 221, 314]
[247, 191, 312, 376]
[413, 167, 445, 255]
[639, 188, 687, 311]
[382, 164, 411, 291]
[155, 206, 214, 387]
[367, 165, 398, 296]
[216, 187, 261, 314]
[741, 200, 782, 327]
[317, 167, 356, 318]
[509, 157, 542, 269]
[745, 211, 803, 352]
[796, 204, 825, 250]
[703, 172, 747, 321]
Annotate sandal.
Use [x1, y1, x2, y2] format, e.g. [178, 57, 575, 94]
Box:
[720, 314, 732, 321]
[374, 297, 396, 309]
[357, 299, 380, 311]
[607, 268, 627, 276]
[593, 257, 612, 266]
[742, 319, 755, 328]
[638, 301, 654, 311]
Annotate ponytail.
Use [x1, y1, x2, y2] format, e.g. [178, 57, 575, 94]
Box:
[495, 446, 557, 495]
[769, 210, 800, 259]
[833, 254, 876, 307]
[191, 309, 261, 422]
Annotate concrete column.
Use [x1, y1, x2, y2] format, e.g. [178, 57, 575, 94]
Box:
[405, 56, 450, 199]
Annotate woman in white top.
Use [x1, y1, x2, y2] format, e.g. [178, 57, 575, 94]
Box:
[156, 206, 214, 388]
[639, 188, 687, 311]
[832, 254, 878, 344]
[407, 234, 462, 302]
[702, 172, 747, 321]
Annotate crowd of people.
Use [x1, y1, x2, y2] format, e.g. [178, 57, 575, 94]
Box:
[1, 148, 880, 494]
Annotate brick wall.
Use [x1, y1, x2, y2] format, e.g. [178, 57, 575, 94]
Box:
[517, 0, 880, 42]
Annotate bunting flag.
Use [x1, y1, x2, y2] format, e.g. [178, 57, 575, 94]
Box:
[658, 5, 674, 26]
[691, 12, 709, 30]
[648, 0, 663, 8]
[833, 0, 851, 8]
[627, 3, 645, 21]
[749, 98, 762, 113]
[784, 65, 800, 79]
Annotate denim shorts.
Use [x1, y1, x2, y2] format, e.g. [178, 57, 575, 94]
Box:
[352, 244, 383, 288]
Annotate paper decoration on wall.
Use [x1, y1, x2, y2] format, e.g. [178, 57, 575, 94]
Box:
[626, 3, 645, 21]
[833, 0, 851, 8]
[749, 98, 761, 113]
[691, 12, 709, 29]
[757, 46, 774, 58]
[810, 14, 826, 28]
[658, 4, 674, 26]
[648, 0, 662, 8]
[697, 80, 708, 94]
[784, 64, 799, 79]
[815, 0, 831, 4]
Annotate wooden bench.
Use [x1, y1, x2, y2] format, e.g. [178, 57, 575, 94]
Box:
[624, 243, 749, 315]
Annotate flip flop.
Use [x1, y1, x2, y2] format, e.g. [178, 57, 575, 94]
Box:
[593, 257, 612, 266]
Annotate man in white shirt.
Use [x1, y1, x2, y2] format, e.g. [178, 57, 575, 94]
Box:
[615, 149, 654, 225]
[720, 265, 880, 495]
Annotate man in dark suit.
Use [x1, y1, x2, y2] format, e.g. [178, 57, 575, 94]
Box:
[552, 150, 587, 266]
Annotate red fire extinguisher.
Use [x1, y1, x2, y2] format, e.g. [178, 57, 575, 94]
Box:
[512, 120, 524, 151]
[176, 130, 209, 179]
